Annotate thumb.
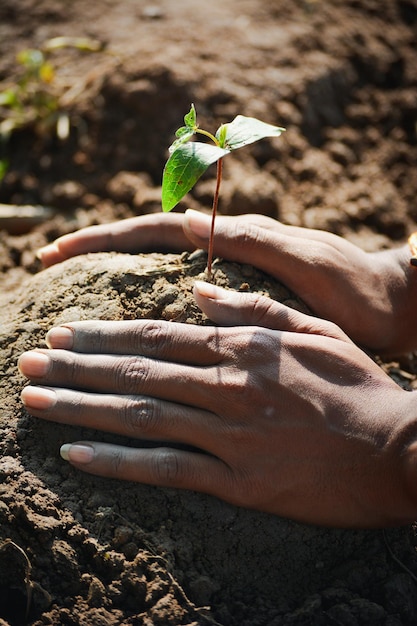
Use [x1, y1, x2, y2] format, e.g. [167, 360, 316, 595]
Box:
[193, 281, 349, 341]
[183, 209, 212, 249]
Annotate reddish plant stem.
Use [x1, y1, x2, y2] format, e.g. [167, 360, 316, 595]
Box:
[207, 156, 223, 281]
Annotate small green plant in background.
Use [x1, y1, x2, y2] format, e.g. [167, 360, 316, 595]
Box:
[162, 104, 285, 280]
[0, 37, 104, 181]
[0, 47, 59, 140]
[0, 158, 9, 182]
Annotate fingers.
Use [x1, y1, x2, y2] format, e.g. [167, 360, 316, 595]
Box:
[18, 349, 219, 408]
[59, 441, 230, 496]
[40, 287, 347, 367]
[20, 380, 236, 497]
[37, 213, 194, 267]
[20, 386, 220, 452]
[44, 319, 225, 363]
[193, 281, 350, 341]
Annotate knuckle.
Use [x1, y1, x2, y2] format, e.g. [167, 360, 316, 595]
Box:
[220, 368, 260, 409]
[325, 320, 346, 340]
[230, 328, 275, 365]
[116, 357, 151, 393]
[237, 378, 265, 410]
[135, 320, 172, 357]
[312, 317, 346, 341]
[230, 222, 265, 253]
[204, 327, 224, 357]
[246, 293, 277, 327]
[218, 341, 275, 412]
[223, 373, 248, 404]
[152, 448, 182, 485]
[122, 397, 159, 436]
[237, 213, 273, 228]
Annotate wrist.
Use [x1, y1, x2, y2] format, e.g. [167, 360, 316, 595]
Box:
[369, 245, 417, 355]
[396, 390, 417, 524]
[354, 385, 417, 527]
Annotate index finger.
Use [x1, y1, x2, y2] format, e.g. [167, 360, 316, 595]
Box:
[45, 319, 232, 365]
[37, 213, 194, 267]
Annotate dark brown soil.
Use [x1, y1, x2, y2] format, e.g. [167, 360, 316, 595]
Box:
[1, 1, 417, 624]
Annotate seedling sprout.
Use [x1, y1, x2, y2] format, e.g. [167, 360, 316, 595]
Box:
[162, 104, 285, 280]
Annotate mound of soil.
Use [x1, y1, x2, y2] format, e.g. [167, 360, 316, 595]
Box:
[1, 0, 417, 625]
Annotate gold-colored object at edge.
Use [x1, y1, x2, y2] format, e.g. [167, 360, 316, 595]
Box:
[408, 232, 417, 267]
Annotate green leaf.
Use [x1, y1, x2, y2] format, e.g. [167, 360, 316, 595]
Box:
[216, 115, 285, 151]
[217, 124, 228, 148]
[167, 104, 198, 153]
[17, 49, 44, 68]
[184, 103, 196, 129]
[162, 141, 229, 212]
[169, 126, 195, 153]
[176, 126, 192, 138]
[0, 88, 19, 107]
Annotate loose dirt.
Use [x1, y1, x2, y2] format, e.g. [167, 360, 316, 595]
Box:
[1, 1, 417, 624]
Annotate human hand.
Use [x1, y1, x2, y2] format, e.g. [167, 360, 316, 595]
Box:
[183, 211, 416, 356]
[19, 283, 417, 528]
[36, 210, 416, 354]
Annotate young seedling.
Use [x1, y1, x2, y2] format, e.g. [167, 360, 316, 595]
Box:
[162, 104, 285, 280]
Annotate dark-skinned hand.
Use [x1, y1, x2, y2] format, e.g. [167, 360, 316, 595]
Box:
[37, 210, 417, 355]
[19, 282, 417, 528]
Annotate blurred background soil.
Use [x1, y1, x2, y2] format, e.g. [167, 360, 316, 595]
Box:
[1, 1, 417, 625]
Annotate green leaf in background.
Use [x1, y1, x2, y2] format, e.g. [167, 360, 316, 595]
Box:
[0, 159, 9, 181]
[43, 36, 104, 52]
[0, 88, 19, 107]
[17, 49, 44, 69]
[162, 141, 229, 212]
[216, 115, 285, 151]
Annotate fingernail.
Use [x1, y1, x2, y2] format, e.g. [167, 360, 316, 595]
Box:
[46, 326, 74, 349]
[60, 444, 95, 464]
[185, 209, 211, 239]
[194, 280, 228, 300]
[36, 243, 59, 261]
[21, 386, 56, 410]
[18, 351, 50, 378]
